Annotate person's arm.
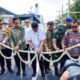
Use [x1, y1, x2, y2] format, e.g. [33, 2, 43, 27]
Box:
[39, 40, 45, 51]
[60, 71, 69, 80]
[39, 30, 46, 52]
[9, 29, 14, 48]
[26, 30, 35, 50]
[0, 35, 9, 48]
[44, 40, 50, 52]
[2, 36, 9, 44]
[28, 40, 35, 50]
[52, 41, 59, 50]
[52, 34, 59, 50]
[61, 42, 66, 49]
[61, 31, 69, 49]
[52, 31, 59, 50]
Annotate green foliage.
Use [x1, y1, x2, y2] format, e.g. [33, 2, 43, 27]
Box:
[70, 0, 80, 20]
[58, 0, 80, 23]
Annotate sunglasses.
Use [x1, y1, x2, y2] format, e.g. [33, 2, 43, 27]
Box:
[72, 26, 77, 27]
[25, 22, 30, 23]
[15, 22, 19, 24]
[0, 23, 2, 25]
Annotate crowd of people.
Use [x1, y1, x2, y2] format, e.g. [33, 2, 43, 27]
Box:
[0, 17, 80, 80]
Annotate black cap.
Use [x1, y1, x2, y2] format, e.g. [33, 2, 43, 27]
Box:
[31, 21, 38, 29]
[13, 17, 19, 22]
[47, 21, 54, 26]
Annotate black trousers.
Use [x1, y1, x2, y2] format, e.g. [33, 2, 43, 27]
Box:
[60, 55, 69, 69]
[30, 54, 50, 74]
[14, 45, 29, 72]
[0, 48, 12, 71]
[44, 54, 50, 71]
[52, 52, 62, 76]
[14, 51, 27, 71]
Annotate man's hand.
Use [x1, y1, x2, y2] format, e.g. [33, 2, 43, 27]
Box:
[60, 71, 69, 80]
[61, 43, 66, 50]
[35, 48, 41, 54]
[38, 48, 42, 53]
[14, 46, 19, 51]
[56, 48, 60, 51]
[35, 48, 39, 53]
[63, 45, 66, 50]
[46, 49, 51, 52]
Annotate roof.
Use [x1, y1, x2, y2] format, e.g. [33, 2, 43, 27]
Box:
[18, 13, 41, 23]
[0, 7, 17, 17]
[0, 7, 41, 23]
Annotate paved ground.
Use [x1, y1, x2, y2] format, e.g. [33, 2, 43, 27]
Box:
[0, 66, 59, 80]
[0, 56, 60, 80]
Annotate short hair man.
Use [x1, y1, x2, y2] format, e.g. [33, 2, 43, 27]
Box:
[27, 22, 46, 77]
[9, 18, 27, 76]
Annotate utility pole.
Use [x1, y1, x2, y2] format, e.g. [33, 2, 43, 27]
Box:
[57, 11, 61, 19]
[68, 0, 70, 17]
[57, 4, 65, 23]
[61, 4, 64, 23]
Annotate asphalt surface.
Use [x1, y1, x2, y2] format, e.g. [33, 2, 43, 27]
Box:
[0, 66, 59, 80]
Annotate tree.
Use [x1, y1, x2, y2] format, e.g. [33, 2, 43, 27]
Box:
[70, 0, 80, 20]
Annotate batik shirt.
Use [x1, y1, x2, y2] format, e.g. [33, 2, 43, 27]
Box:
[4, 25, 11, 36]
[62, 29, 80, 56]
[9, 26, 26, 50]
[43, 31, 54, 51]
[0, 27, 9, 49]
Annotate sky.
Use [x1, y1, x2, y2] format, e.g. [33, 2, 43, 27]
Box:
[0, 0, 73, 22]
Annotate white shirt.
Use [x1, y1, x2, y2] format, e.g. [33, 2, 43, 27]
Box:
[23, 26, 31, 44]
[27, 28, 46, 49]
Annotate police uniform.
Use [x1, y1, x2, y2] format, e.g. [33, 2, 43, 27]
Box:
[52, 25, 65, 76]
[52, 24, 72, 76]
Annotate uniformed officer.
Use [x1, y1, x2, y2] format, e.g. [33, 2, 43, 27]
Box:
[52, 24, 66, 76]
[60, 17, 73, 69]
[52, 17, 73, 76]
